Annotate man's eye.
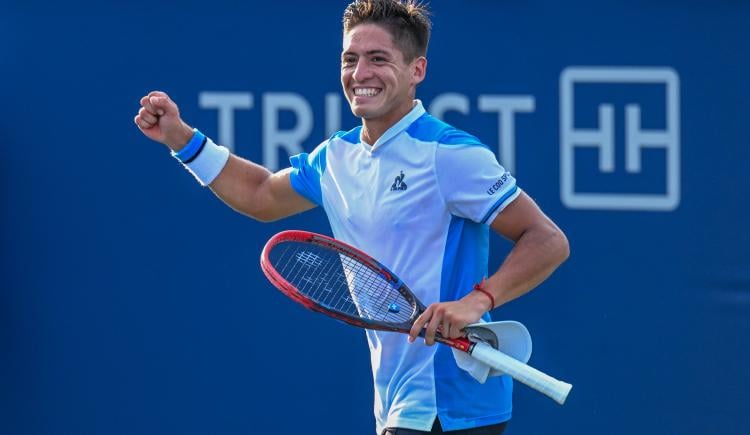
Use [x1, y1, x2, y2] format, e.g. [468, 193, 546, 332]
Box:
[372, 56, 385, 62]
[342, 57, 356, 66]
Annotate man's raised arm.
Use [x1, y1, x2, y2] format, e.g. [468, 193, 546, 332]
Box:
[134, 90, 315, 222]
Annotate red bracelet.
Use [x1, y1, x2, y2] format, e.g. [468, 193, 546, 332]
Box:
[472, 280, 495, 311]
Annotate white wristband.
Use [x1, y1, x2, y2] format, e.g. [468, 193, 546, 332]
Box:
[174, 137, 230, 186]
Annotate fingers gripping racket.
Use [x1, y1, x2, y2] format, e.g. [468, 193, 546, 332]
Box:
[260, 230, 572, 405]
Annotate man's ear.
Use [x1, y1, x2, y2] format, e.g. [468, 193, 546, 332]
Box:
[411, 56, 427, 85]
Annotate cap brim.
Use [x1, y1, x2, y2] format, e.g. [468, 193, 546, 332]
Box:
[465, 320, 532, 363]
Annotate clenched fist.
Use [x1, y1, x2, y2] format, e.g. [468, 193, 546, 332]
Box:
[134, 91, 195, 152]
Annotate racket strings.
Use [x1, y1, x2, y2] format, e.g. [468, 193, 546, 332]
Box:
[270, 241, 413, 324]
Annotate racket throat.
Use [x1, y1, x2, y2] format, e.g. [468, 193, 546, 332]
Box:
[435, 336, 474, 353]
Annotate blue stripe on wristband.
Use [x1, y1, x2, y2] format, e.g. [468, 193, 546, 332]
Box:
[172, 129, 206, 162]
[182, 137, 207, 164]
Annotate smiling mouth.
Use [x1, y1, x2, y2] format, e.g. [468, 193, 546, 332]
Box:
[354, 87, 381, 97]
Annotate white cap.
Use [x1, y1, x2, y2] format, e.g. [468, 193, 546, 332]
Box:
[452, 320, 533, 383]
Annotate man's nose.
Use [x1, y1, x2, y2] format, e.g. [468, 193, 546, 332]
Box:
[352, 59, 373, 82]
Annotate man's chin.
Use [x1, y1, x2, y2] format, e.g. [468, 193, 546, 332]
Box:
[350, 105, 377, 119]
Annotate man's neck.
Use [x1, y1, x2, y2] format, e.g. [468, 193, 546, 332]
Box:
[360, 121, 388, 146]
[360, 100, 416, 145]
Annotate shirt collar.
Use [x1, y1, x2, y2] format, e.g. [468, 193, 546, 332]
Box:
[364, 100, 426, 151]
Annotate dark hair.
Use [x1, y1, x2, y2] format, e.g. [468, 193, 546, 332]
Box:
[343, 0, 432, 62]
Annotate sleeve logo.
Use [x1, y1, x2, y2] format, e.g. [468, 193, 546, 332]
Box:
[486, 173, 511, 195]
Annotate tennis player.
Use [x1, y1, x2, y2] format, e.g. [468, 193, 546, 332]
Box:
[134, 1, 568, 434]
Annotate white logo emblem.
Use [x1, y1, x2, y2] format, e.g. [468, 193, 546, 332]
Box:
[560, 67, 680, 211]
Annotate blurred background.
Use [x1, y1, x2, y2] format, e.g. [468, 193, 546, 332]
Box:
[2, 1, 748, 434]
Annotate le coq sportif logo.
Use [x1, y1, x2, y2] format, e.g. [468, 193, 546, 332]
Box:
[390, 171, 408, 191]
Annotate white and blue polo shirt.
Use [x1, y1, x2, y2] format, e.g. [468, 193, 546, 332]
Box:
[289, 101, 521, 434]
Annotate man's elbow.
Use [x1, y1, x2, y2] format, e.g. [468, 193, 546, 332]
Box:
[552, 227, 570, 265]
[224, 201, 284, 223]
[239, 205, 285, 223]
[252, 210, 284, 223]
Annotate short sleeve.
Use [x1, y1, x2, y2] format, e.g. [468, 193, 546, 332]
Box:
[435, 143, 521, 225]
[289, 141, 328, 206]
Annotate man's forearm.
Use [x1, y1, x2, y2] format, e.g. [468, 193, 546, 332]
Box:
[484, 223, 569, 308]
[208, 155, 315, 222]
[208, 154, 273, 219]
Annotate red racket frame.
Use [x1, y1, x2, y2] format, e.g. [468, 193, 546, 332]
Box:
[260, 230, 472, 352]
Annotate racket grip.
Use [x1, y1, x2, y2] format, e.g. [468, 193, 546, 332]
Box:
[469, 341, 572, 405]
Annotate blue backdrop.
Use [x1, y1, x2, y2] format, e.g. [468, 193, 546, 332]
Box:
[2, 1, 749, 434]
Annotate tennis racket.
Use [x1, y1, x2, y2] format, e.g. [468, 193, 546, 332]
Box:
[260, 230, 572, 405]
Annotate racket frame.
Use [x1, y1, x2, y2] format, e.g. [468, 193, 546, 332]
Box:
[261, 230, 572, 404]
[260, 230, 472, 351]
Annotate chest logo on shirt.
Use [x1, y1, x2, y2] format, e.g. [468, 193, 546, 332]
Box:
[390, 171, 408, 191]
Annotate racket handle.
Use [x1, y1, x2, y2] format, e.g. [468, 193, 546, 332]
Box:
[469, 341, 572, 405]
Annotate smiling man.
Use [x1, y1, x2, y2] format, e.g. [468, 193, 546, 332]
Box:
[134, 1, 568, 434]
[340, 19, 426, 145]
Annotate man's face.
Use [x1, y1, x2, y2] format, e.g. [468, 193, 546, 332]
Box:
[341, 24, 425, 123]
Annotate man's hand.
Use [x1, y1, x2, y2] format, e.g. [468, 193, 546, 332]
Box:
[408, 291, 492, 346]
[134, 91, 195, 152]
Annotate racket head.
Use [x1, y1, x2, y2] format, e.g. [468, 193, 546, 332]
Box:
[260, 230, 425, 334]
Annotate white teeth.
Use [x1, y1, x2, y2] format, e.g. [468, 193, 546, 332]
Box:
[355, 88, 380, 97]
